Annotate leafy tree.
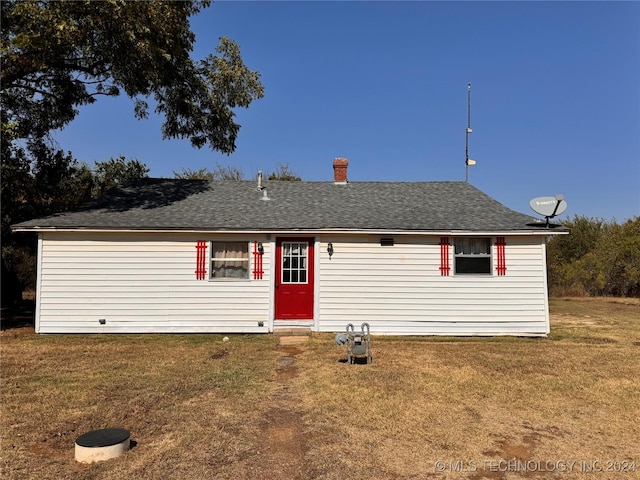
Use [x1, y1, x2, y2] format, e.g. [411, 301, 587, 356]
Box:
[175, 163, 245, 180]
[267, 163, 302, 181]
[31, 141, 94, 216]
[593, 219, 640, 296]
[546, 215, 640, 297]
[174, 162, 303, 181]
[547, 215, 605, 264]
[546, 215, 605, 295]
[92, 156, 149, 197]
[1, 0, 262, 305]
[1, 152, 149, 305]
[1, 141, 36, 306]
[174, 168, 215, 181]
[1, 142, 33, 243]
[2, 152, 146, 241]
[1, 141, 93, 243]
[209, 163, 245, 180]
[1, 141, 94, 305]
[1, 0, 264, 152]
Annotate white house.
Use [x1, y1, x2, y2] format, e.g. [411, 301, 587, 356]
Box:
[13, 159, 567, 335]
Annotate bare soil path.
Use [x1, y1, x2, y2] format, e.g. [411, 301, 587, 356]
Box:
[243, 343, 309, 480]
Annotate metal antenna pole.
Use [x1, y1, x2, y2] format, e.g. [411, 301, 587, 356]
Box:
[465, 83, 471, 182]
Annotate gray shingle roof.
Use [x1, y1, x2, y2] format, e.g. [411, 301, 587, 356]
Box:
[12, 179, 556, 233]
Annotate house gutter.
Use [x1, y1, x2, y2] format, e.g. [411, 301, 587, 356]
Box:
[12, 226, 569, 236]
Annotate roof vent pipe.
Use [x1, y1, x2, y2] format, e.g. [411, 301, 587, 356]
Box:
[261, 188, 270, 201]
[257, 170, 263, 190]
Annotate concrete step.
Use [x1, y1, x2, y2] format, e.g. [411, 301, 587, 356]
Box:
[273, 327, 312, 337]
[278, 335, 310, 346]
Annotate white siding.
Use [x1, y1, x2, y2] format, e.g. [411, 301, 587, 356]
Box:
[36, 233, 271, 333]
[316, 235, 550, 336]
[35, 231, 551, 336]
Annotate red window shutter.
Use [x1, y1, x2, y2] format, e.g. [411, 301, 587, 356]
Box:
[439, 237, 450, 276]
[253, 241, 257, 279]
[252, 241, 264, 280]
[496, 237, 507, 276]
[195, 241, 208, 280]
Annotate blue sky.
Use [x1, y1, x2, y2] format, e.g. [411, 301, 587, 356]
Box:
[54, 1, 639, 222]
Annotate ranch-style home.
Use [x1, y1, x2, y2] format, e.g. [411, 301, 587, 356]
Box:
[13, 158, 567, 336]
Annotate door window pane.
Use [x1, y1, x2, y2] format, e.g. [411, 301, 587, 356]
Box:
[281, 241, 309, 284]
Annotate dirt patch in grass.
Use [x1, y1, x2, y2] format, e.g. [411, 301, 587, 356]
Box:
[208, 348, 230, 360]
[241, 344, 309, 480]
[2, 298, 639, 479]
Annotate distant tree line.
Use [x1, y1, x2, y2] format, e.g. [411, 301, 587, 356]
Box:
[546, 215, 640, 297]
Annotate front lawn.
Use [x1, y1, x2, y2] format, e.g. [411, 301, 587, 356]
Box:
[1, 298, 638, 479]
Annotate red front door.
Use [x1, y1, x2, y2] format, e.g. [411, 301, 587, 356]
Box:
[275, 238, 314, 320]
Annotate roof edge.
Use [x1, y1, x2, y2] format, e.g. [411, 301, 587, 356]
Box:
[14, 227, 569, 236]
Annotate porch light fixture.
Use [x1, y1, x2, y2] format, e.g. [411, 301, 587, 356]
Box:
[327, 242, 334, 259]
[257, 242, 264, 254]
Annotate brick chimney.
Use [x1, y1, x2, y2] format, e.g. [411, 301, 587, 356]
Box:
[333, 157, 348, 183]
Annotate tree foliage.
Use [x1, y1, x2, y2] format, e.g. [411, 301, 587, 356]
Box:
[1, 150, 148, 305]
[173, 162, 303, 181]
[173, 167, 216, 181]
[547, 215, 640, 297]
[1, 141, 94, 245]
[174, 163, 245, 181]
[1, 0, 263, 305]
[1, 0, 264, 151]
[92, 156, 150, 197]
[267, 163, 302, 181]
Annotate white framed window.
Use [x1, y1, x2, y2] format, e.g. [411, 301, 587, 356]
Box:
[210, 242, 249, 280]
[281, 241, 308, 284]
[454, 238, 492, 274]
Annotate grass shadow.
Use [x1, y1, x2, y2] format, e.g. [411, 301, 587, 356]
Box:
[337, 357, 371, 365]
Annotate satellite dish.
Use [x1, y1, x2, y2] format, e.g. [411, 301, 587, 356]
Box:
[529, 194, 567, 227]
